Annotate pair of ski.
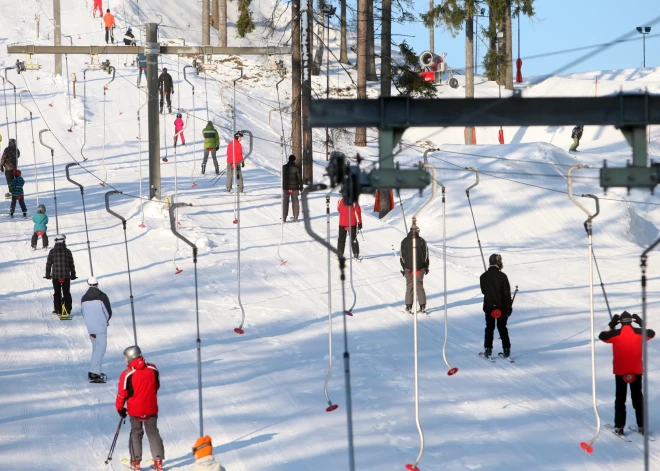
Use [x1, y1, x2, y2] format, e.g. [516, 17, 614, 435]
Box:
[121, 458, 159, 470]
[479, 352, 515, 363]
[604, 424, 655, 442]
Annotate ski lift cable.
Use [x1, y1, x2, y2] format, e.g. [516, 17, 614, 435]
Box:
[465, 167, 487, 272]
[38, 129, 59, 234]
[168, 203, 205, 437]
[137, 89, 147, 228]
[324, 191, 339, 412]
[2, 78, 9, 139]
[274, 76, 287, 265]
[18, 90, 39, 206]
[568, 166, 601, 454]
[65, 163, 94, 277]
[81, 70, 89, 162]
[347, 198, 357, 314]
[582, 194, 613, 321]
[182, 66, 198, 188]
[4, 68, 18, 141]
[301, 184, 355, 471]
[104, 190, 139, 346]
[101, 67, 116, 186]
[172, 111, 190, 274]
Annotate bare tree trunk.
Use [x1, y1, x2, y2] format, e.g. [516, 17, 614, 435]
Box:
[312, 0, 325, 76]
[366, 0, 377, 81]
[497, 13, 505, 86]
[381, 0, 391, 97]
[465, 9, 474, 145]
[202, 0, 210, 45]
[218, 0, 227, 46]
[302, 2, 313, 182]
[354, 0, 367, 146]
[505, 1, 513, 90]
[487, 7, 497, 81]
[429, 0, 434, 54]
[339, 0, 351, 64]
[292, 0, 302, 162]
[212, 0, 219, 30]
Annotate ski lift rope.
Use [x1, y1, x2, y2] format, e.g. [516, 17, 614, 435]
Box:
[172, 112, 190, 274]
[101, 67, 116, 186]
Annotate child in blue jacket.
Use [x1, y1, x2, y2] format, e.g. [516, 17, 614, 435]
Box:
[9, 169, 27, 218]
[31, 203, 49, 249]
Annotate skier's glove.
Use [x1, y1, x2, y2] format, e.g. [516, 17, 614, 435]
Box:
[400, 270, 405, 277]
[44, 275, 51, 280]
[425, 267, 429, 275]
[358, 223, 363, 230]
[241, 161, 245, 168]
[118, 408, 127, 418]
[633, 313, 643, 325]
[215, 146, 219, 152]
[70, 276, 78, 281]
[609, 314, 620, 330]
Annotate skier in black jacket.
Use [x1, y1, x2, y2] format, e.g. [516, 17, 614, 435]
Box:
[158, 68, 174, 114]
[480, 253, 513, 359]
[569, 125, 584, 152]
[400, 225, 429, 314]
[45, 234, 77, 316]
[282, 155, 303, 222]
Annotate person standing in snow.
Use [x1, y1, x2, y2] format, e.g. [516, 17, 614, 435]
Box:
[45, 234, 77, 316]
[282, 154, 302, 222]
[136, 53, 147, 87]
[158, 67, 174, 114]
[569, 125, 584, 152]
[226, 132, 244, 192]
[116, 345, 165, 471]
[192, 436, 221, 471]
[599, 312, 655, 436]
[124, 27, 136, 46]
[201, 121, 219, 175]
[31, 204, 49, 250]
[8, 169, 27, 218]
[337, 197, 361, 260]
[480, 253, 513, 360]
[173, 113, 186, 147]
[103, 9, 115, 44]
[1, 138, 20, 198]
[92, 0, 103, 17]
[81, 277, 112, 383]
[400, 225, 429, 314]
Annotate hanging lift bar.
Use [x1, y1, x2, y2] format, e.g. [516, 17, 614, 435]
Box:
[465, 167, 487, 272]
[182, 65, 198, 188]
[39, 129, 58, 234]
[18, 89, 39, 205]
[66, 163, 94, 277]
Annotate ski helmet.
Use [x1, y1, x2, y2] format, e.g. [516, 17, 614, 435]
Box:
[106, 9, 110, 12]
[8, 138, 16, 146]
[176, 113, 182, 118]
[234, 131, 243, 139]
[88, 276, 99, 287]
[489, 253, 503, 269]
[54, 234, 66, 243]
[620, 312, 633, 325]
[37, 204, 46, 214]
[123, 345, 142, 363]
[127, 27, 132, 33]
[13, 169, 21, 176]
[162, 67, 167, 73]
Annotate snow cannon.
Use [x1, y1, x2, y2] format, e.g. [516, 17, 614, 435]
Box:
[490, 308, 502, 319]
[419, 50, 446, 84]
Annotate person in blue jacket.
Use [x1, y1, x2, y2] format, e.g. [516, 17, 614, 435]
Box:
[9, 169, 27, 218]
[31, 204, 49, 250]
[136, 53, 147, 86]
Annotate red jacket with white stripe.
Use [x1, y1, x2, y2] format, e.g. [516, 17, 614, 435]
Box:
[116, 356, 160, 418]
[337, 199, 361, 227]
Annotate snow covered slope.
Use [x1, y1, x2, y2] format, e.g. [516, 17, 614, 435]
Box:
[1, 0, 660, 470]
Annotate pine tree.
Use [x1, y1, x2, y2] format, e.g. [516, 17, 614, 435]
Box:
[391, 41, 437, 98]
[237, 0, 255, 37]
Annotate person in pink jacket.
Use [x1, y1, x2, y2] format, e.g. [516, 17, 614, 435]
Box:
[173, 113, 185, 147]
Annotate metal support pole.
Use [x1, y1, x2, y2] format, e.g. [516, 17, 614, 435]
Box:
[39, 129, 58, 234]
[66, 163, 93, 276]
[232, 68, 243, 135]
[146, 23, 161, 200]
[54, 0, 62, 76]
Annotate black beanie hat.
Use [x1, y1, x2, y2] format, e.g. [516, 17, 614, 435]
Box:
[289, 155, 296, 162]
[620, 311, 633, 324]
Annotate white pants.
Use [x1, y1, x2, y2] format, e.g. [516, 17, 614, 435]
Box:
[89, 333, 107, 374]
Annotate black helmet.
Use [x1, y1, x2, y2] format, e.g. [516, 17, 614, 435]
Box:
[8, 138, 16, 146]
[234, 131, 243, 139]
[176, 113, 182, 118]
[123, 345, 142, 362]
[489, 253, 503, 269]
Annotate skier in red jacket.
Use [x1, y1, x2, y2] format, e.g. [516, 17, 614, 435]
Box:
[116, 346, 165, 471]
[337, 197, 362, 260]
[226, 132, 244, 192]
[92, 0, 103, 17]
[599, 312, 655, 436]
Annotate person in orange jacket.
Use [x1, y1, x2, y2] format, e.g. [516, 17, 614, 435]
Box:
[92, 0, 103, 18]
[337, 197, 362, 260]
[226, 132, 244, 193]
[103, 9, 115, 44]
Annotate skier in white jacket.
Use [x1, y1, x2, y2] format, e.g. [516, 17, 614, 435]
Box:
[81, 277, 112, 383]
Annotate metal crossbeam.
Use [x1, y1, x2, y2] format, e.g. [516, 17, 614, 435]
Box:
[8, 45, 291, 55]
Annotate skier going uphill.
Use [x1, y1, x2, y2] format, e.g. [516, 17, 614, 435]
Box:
[1, 138, 20, 198]
[480, 254, 513, 360]
[400, 225, 429, 314]
[282, 154, 302, 222]
[158, 68, 173, 114]
[337, 197, 361, 261]
[116, 345, 165, 471]
[173, 113, 185, 147]
[82, 277, 112, 383]
[45, 234, 77, 317]
[599, 311, 655, 436]
[201, 121, 219, 175]
[31, 204, 49, 249]
[103, 9, 115, 44]
[8, 169, 27, 218]
[92, 0, 103, 17]
[226, 132, 244, 193]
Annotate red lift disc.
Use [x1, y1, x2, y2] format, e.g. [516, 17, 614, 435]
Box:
[138, 224, 146, 228]
[233, 219, 238, 224]
[192, 183, 198, 188]
[175, 269, 183, 274]
[99, 182, 105, 187]
[162, 157, 168, 162]
[491, 309, 502, 319]
[344, 310, 353, 317]
[234, 327, 244, 335]
[326, 404, 339, 412]
[447, 367, 459, 376]
[623, 373, 636, 383]
[405, 464, 420, 471]
[580, 442, 594, 454]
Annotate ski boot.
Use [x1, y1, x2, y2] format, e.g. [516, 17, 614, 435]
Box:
[502, 347, 511, 359]
[9, 212, 13, 218]
[215, 166, 220, 176]
[168, 106, 172, 114]
[613, 426, 625, 436]
[130, 460, 141, 471]
[405, 304, 412, 314]
[484, 348, 493, 360]
[31, 245, 37, 251]
[159, 106, 163, 114]
[201, 164, 206, 175]
[153, 460, 164, 471]
[23, 212, 27, 218]
[419, 304, 426, 314]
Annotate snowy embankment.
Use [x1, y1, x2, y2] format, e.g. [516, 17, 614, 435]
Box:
[1, 0, 660, 470]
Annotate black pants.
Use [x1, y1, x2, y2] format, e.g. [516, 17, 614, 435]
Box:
[10, 196, 27, 215]
[4, 169, 14, 192]
[160, 92, 171, 110]
[105, 27, 114, 44]
[615, 374, 644, 428]
[31, 232, 48, 248]
[484, 311, 510, 349]
[337, 226, 359, 257]
[53, 279, 72, 314]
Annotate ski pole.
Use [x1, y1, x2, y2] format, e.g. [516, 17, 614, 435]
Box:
[511, 285, 519, 305]
[104, 416, 124, 464]
[359, 228, 364, 242]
